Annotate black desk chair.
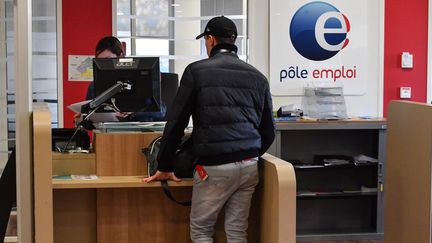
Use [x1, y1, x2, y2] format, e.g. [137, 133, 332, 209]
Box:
[161, 73, 179, 115]
[0, 148, 16, 243]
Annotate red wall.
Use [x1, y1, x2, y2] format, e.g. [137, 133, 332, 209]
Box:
[62, 0, 430, 123]
[62, 0, 112, 128]
[383, 0, 429, 115]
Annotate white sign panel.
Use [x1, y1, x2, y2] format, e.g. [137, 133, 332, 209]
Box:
[270, 0, 377, 96]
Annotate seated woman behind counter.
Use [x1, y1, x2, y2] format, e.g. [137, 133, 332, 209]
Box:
[85, 36, 166, 122]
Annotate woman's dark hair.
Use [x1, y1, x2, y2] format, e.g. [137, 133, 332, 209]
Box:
[95, 36, 124, 57]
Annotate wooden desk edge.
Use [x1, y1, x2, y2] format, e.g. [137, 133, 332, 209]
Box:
[260, 153, 297, 243]
[276, 118, 386, 124]
[52, 176, 193, 189]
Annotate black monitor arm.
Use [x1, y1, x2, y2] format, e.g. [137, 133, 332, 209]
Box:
[76, 80, 132, 131]
[63, 80, 130, 151]
[81, 80, 132, 114]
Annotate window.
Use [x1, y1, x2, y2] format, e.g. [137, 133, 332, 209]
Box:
[32, 0, 58, 127]
[115, 0, 248, 77]
[0, 0, 58, 171]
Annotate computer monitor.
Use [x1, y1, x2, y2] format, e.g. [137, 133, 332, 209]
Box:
[161, 72, 179, 113]
[92, 57, 161, 113]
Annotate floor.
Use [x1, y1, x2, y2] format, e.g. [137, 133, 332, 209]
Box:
[5, 213, 384, 243]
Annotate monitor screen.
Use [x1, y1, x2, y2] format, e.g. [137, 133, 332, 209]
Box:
[93, 57, 161, 113]
[160, 72, 179, 112]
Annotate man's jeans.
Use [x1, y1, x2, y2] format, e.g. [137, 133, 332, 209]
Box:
[190, 158, 259, 243]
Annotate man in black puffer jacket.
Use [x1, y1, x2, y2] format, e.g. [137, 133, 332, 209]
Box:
[144, 16, 275, 243]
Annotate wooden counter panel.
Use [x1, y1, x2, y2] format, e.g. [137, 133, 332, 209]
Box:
[97, 187, 193, 243]
[53, 189, 96, 243]
[52, 152, 96, 175]
[385, 101, 432, 243]
[33, 106, 53, 243]
[95, 133, 161, 176]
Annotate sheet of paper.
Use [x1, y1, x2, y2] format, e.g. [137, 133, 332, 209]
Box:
[71, 174, 98, 180]
[68, 100, 119, 122]
[67, 100, 91, 113]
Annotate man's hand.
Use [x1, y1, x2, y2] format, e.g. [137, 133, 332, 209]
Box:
[143, 170, 181, 183]
[115, 112, 133, 121]
[73, 113, 82, 126]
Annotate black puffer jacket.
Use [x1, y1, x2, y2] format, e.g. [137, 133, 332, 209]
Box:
[157, 43, 275, 171]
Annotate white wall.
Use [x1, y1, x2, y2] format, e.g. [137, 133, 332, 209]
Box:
[248, 0, 384, 117]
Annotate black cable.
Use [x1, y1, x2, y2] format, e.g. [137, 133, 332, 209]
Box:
[62, 125, 82, 152]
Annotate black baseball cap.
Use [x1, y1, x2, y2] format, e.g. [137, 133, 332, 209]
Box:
[195, 16, 238, 40]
